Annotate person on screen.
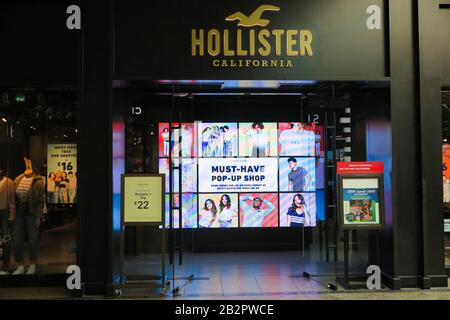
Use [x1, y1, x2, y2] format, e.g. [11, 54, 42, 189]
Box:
[180, 124, 193, 157]
[315, 131, 321, 157]
[286, 194, 311, 227]
[346, 201, 361, 222]
[287, 157, 312, 191]
[216, 126, 225, 157]
[279, 123, 315, 156]
[162, 127, 170, 157]
[218, 194, 237, 228]
[362, 202, 372, 222]
[205, 126, 221, 157]
[199, 199, 218, 228]
[223, 125, 236, 157]
[201, 127, 211, 156]
[243, 123, 270, 157]
[240, 195, 276, 227]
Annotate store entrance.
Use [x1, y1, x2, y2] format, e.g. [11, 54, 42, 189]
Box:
[114, 80, 388, 296]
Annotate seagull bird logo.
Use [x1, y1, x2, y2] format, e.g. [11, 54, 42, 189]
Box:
[225, 5, 280, 27]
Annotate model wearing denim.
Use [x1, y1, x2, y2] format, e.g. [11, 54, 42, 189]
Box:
[14, 203, 39, 264]
[12, 171, 45, 275]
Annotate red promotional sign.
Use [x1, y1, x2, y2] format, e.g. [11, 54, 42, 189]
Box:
[337, 162, 384, 175]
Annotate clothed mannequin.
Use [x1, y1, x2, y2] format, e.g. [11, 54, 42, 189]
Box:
[0, 169, 15, 275]
[12, 158, 45, 275]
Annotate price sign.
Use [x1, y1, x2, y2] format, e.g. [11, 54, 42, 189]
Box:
[122, 174, 164, 225]
[47, 143, 77, 204]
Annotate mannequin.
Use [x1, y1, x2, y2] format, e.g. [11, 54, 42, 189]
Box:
[0, 168, 15, 275]
[12, 158, 45, 275]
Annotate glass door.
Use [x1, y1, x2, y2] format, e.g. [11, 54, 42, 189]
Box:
[167, 84, 340, 297]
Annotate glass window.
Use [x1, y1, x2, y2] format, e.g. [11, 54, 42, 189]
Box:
[0, 89, 77, 276]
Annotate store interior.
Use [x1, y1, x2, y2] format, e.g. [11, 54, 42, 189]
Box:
[0, 88, 77, 278]
[113, 80, 393, 296]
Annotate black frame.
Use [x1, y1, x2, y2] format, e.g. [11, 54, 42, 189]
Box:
[337, 173, 385, 230]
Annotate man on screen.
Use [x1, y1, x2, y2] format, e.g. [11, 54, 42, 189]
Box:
[287, 157, 312, 191]
[279, 123, 315, 156]
[241, 195, 276, 227]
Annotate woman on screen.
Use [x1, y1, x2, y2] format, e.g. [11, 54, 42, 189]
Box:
[211, 126, 222, 157]
[199, 199, 217, 228]
[286, 194, 311, 227]
[201, 127, 211, 156]
[218, 194, 237, 228]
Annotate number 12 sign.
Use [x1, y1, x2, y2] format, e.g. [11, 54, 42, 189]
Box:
[121, 174, 165, 225]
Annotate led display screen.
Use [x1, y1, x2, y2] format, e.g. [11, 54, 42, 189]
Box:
[159, 122, 324, 228]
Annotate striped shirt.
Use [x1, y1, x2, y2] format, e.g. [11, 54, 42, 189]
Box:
[16, 176, 33, 202]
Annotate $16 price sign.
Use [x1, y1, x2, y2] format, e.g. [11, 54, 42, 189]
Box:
[57, 162, 74, 171]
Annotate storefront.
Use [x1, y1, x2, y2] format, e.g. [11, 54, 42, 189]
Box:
[0, 0, 448, 296]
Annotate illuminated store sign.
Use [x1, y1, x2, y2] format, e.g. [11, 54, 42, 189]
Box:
[191, 5, 313, 68]
[115, 0, 386, 79]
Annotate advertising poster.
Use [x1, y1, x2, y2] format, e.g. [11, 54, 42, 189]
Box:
[197, 122, 238, 157]
[443, 144, 450, 203]
[47, 143, 77, 204]
[159, 159, 179, 193]
[123, 175, 163, 224]
[239, 122, 278, 157]
[239, 193, 278, 227]
[159, 159, 196, 193]
[164, 194, 197, 228]
[313, 125, 325, 158]
[342, 178, 380, 226]
[157, 121, 325, 229]
[198, 157, 278, 193]
[279, 193, 317, 227]
[181, 158, 197, 193]
[159, 122, 197, 158]
[198, 193, 239, 228]
[279, 157, 316, 192]
[159, 123, 171, 157]
[278, 122, 316, 157]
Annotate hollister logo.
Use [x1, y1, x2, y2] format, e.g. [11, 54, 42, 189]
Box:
[191, 5, 314, 69]
[225, 5, 280, 27]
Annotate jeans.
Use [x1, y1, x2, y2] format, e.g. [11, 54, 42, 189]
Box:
[252, 146, 266, 157]
[163, 141, 170, 156]
[54, 186, 60, 203]
[0, 209, 11, 271]
[47, 191, 54, 204]
[59, 187, 68, 204]
[14, 203, 39, 264]
[68, 188, 77, 203]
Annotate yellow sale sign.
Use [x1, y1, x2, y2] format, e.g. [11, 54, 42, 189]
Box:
[123, 175, 164, 224]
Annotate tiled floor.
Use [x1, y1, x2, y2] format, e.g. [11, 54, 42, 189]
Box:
[117, 251, 450, 299]
[0, 251, 449, 300]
